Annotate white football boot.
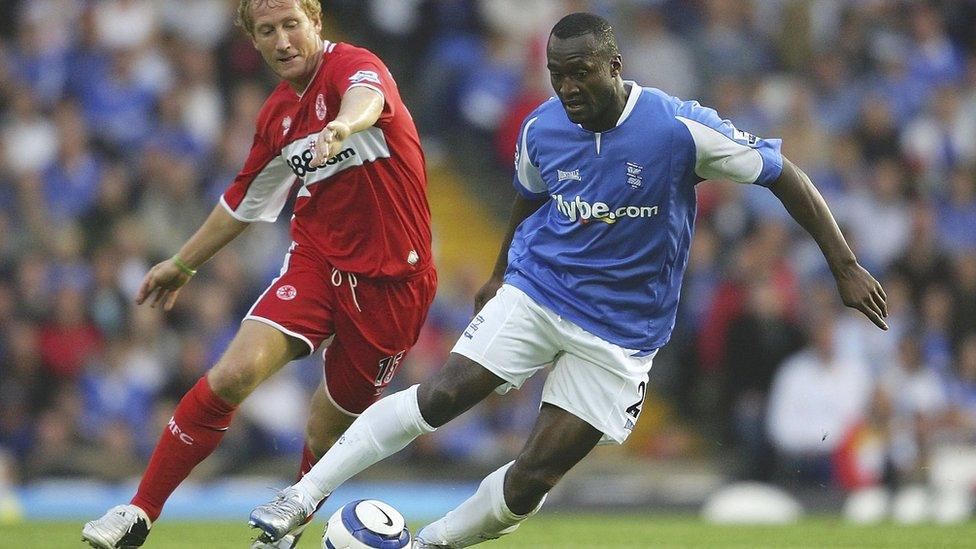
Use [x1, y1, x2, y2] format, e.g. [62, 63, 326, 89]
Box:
[82, 504, 152, 548]
[412, 538, 452, 549]
[413, 521, 518, 548]
[412, 524, 453, 548]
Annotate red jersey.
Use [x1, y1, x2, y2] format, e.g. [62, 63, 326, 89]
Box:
[221, 41, 432, 280]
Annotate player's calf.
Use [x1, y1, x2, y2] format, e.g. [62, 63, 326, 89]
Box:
[81, 504, 152, 549]
[502, 461, 561, 515]
[416, 354, 506, 427]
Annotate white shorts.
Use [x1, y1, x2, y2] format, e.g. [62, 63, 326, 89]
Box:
[452, 284, 657, 444]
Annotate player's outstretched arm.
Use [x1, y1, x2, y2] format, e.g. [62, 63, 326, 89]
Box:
[136, 204, 250, 311]
[312, 87, 384, 167]
[768, 157, 888, 330]
[473, 194, 548, 313]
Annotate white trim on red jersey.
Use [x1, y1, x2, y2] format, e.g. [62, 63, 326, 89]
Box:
[220, 155, 295, 222]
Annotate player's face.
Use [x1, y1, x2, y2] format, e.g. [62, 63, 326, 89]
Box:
[547, 33, 622, 131]
[250, 0, 323, 90]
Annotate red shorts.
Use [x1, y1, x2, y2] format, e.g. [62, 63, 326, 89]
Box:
[246, 243, 437, 414]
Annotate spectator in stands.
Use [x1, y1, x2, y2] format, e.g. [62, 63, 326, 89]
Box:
[890, 204, 954, 307]
[951, 253, 976, 347]
[42, 100, 103, 224]
[937, 167, 976, 254]
[842, 158, 911, 272]
[767, 311, 872, 485]
[722, 281, 802, 480]
[39, 286, 102, 383]
[918, 284, 955, 373]
[1, 87, 58, 177]
[78, 163, 134, 256]
[881, 333, 949, 482]
[900, 85, 976, 179]
[946, 333, 976, 442]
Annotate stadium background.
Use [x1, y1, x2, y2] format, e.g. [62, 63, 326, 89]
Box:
[1, 0, 975, 532]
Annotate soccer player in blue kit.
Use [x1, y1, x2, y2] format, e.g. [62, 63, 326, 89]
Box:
[249, 12, 889, 547]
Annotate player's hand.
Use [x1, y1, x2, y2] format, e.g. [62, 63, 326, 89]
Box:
[312, 120, 352, 167]
[474, 276, 503, 315]
[135, 259, 192, 311]
[834, 261, 888, 330]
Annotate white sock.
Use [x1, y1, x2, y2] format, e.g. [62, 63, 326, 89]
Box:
[294, 385, 434, 502]
[417, 462, 546, 547]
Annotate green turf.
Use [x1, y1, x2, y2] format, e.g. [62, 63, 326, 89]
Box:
[4, 515, 975, 548]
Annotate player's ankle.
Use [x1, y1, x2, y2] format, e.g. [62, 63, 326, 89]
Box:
[415, 520, 448, 545]
[291, 481, 323, 511]
[127, 499, 159, 523]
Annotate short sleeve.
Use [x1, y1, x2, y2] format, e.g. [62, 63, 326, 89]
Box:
[674, 100, 783, 186]
[512, 115, 548, 199]
[220, 130, 295, 223]
[330, 48, 394, 119]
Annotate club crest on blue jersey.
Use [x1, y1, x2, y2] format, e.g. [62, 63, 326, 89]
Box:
[626, 162, 644, 189]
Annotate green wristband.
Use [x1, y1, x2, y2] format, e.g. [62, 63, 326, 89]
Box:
[171, 255, 198, 277]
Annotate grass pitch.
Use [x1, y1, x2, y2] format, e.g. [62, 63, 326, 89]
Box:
[5, 515, 975, 548]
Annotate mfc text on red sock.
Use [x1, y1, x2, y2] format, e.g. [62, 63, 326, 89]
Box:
[131, 377, 236, 521]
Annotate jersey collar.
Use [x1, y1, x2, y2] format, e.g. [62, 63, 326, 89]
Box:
[295, 42, 329, 99]
[614, 81, 642, 128]
[571, 81, 642, 133]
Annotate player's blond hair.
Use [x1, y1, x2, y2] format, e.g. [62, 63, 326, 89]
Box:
[236, 0, 323, 37]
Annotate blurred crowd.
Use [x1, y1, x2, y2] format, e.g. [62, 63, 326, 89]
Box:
[1, 0, 975, 502]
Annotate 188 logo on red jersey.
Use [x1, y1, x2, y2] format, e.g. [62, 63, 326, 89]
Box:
[285, 147, 357, 178]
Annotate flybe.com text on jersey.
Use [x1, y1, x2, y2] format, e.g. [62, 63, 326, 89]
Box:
[552, 194, 659, 225]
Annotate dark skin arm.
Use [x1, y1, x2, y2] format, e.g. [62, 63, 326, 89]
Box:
[473, 194, 548, 313]
[769, 157, 888, 330]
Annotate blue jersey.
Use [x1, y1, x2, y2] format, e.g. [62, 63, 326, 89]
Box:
[506, 82, 783, 352]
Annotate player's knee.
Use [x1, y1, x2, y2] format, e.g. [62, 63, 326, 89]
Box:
[206, 370, 251, 404]
[304, 429, 334, 457]
[207, 357, 269, 404]
[305, 417, 344, 455]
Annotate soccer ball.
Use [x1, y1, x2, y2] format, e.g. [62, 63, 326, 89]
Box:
[322, 499, 411, 549]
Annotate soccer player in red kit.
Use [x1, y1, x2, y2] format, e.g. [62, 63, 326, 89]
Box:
[82, 1, 436, 548]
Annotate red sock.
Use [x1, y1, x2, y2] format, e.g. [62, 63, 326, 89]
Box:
[131, 377, 236, 521]
[297, 443, 327, 518]
[298, 443, 318, 480]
